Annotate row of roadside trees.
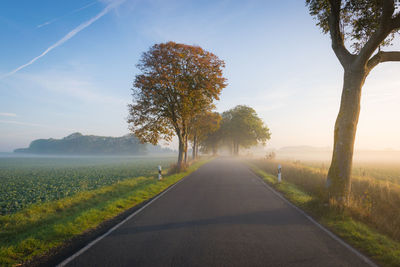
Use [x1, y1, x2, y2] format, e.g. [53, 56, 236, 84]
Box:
[127, 42, 226, 172]
[201, 105, 271, 157]
[131, 0, 400, 207]
[128, 42, 270, 171]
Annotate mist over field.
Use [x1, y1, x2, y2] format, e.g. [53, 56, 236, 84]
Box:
[272, 147, 400, 163]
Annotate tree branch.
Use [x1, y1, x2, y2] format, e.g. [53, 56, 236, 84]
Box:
[391, 11, 400, 29]
[357, 0, 395, 66]
[328, 0, 353, 68]
[367, 51, 400, 70]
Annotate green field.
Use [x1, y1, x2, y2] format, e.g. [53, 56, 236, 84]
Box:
[0, 156, 176, 215]
[0, 156, 208, 266]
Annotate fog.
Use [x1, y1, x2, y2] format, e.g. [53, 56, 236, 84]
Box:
[242, 146, 400, 163]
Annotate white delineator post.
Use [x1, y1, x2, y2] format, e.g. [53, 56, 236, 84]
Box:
[277, 164, 282, 183]
[158, 165, 162, 180]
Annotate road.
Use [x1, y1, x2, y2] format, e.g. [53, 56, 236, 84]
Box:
[62, 158, 373, 267]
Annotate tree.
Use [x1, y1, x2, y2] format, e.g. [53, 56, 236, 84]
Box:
[306, 0, 400, 204]
[189, 111, 221, 160]
[221, 105, 271, 155]
[128, 42, 226, 171]
[201, 125, 223, 155]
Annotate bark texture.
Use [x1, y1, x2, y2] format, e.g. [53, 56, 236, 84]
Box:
[327, 68, 366, 204]
[321, 0, 400, 204]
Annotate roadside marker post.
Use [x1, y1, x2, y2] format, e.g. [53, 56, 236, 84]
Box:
[278, 164, 282, 183]
[158, 165, 162, 180]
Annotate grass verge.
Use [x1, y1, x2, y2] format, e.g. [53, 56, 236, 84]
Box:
[246, 161, 400, 267]
[0, 159, 210, 266]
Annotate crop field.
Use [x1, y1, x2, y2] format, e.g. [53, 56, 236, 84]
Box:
[290, 160, 400, 185]
[0, 156, 176, 215]
[274, 150, 400, 185]
[251, 158, 400, 241]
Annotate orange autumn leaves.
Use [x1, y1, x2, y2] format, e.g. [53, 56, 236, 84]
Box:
[128, 42, 227, 170]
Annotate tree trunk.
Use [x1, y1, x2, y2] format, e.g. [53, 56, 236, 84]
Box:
[196, 143, 199, 159]
[327, 68, 367, 205]
[192, 134, 197, 160]
[212, 145, 217, 156]
[184, 134, 188, 164]
[233, 141, 239, 156]
[177, 136, 184, 172]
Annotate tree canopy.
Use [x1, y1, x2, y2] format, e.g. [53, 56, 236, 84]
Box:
[128, 41, 226, 170]
[307, 0, 400, 68]
[202, 105, 271, 155]
[189, 111, 221, 160]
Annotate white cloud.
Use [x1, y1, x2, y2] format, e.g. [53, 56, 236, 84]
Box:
[1, 0, 125, 79]
[21, 70, 127, 105]
[0, 112, 17, 117]
[37, 1, 98, 28]
[0, 120, 48, 127]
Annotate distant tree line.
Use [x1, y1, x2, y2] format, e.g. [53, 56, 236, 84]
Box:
[128, 42, 270, 171]
[14, 132, 172, 155]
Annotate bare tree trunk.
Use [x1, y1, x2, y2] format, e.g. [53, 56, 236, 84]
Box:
[212, 145, 217, 156]
[233, 141, 239, 156]
[196, 143, 199, 159]
[192, 134, 197, 160]
[184, 134, 188, 164]
[177, 136, 184, 172]
[327, 68, 367, 205]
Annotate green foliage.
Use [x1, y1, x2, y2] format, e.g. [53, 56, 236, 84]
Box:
[200, 126, 223, 155]
[220, 105, 271, 153]
[306, 0, 399, 52]
[0, 157, 175, 215]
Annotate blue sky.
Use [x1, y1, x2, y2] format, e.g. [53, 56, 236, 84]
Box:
[1, 0, 400, 152]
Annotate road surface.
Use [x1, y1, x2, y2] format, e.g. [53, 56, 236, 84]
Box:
[62, 158, 373, 267]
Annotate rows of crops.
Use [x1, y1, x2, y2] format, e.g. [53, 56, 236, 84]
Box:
[0, 156, 176, 215]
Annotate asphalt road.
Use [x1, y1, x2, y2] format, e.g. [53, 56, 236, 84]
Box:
[62, 158, 373, 267]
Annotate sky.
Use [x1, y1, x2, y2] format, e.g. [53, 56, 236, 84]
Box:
[1, 0, 400, 152]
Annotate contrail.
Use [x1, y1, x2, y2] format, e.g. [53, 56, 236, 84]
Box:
[1, 0, 124, 80]
[37, 1, 97, 28]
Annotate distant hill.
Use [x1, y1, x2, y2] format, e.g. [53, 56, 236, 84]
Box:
[14, 132, 174, 155]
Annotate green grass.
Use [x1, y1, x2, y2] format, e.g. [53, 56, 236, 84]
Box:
[0, 159, 210, 266]
[246, 161, 400, 267]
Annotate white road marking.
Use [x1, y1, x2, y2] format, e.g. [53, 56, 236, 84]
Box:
[248, 167, 378, 267]
[57, 175, 190, 267]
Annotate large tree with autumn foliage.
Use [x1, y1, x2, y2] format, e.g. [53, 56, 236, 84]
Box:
[128, 42, 226, 171]
[306, 0, 400, 204]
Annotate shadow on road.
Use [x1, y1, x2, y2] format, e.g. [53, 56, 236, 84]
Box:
[112, 208, 307, 236]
